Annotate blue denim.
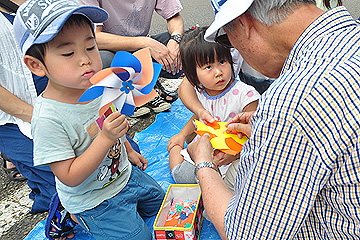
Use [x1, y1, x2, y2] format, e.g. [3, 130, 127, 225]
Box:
[239, 70, 275, 95]
[75, 166, 165, 240]
[0, 124, 56, 213]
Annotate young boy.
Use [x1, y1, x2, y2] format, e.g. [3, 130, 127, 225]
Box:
[13, 0, 165, 239]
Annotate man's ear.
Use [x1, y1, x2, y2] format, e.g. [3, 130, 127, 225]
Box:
[23, 55, 47, 77]
[237, 11, 254, 39]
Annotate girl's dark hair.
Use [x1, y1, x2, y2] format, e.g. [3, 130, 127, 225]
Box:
[26, 14, 95, 66]
[179, 26, 234, 91]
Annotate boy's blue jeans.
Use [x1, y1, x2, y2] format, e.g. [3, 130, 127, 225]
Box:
[74, 165, 165, 240]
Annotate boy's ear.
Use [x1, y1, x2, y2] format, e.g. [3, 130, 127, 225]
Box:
[24, 55, 47, 77]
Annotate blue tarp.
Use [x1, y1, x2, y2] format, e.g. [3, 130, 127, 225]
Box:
[25, 99, 221, 240]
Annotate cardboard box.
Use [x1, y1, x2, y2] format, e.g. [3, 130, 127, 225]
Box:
[154, 184, 204, 240]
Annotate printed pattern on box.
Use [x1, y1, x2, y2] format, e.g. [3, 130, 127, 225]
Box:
[154, 184, 204, 240]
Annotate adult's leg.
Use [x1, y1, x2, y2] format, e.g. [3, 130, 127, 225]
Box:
[0, 124, 56, 213]
[238, 70, 275, 95]
[2, 153, 26, 181]
[99, 50, 115, 69]
[223, 160, 240, 193]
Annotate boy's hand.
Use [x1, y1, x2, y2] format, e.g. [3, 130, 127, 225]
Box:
[127, 150, 148, 171]
[167, 134, 185, 152]
[101, 112, 128, 142]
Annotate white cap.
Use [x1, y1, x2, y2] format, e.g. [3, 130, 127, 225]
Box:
[205, 0, 254, 42]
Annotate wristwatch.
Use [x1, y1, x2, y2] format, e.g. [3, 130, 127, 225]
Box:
[170, 34, 182, 44]
[194, 161, 220, 182]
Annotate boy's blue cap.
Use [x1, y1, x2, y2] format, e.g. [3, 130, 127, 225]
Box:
[13, 0, 108, 55]
[204, 0, 254, 42]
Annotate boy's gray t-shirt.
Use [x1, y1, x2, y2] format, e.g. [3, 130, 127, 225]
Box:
[32, 96, 131, 214]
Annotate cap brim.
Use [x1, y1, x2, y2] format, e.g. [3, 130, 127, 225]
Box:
[34, 6, 108, 46]
[205, 0, 254, 42]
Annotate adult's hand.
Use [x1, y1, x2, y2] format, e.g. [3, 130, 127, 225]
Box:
[187, 134, 214, 166]
[225, 111, 255, 138]
[147, 38, 174, 74]
[167, 39, 181, 75]
[215, 153, 238, 167]
[188, 134, 231, 240]
[166, 13, 184, 75]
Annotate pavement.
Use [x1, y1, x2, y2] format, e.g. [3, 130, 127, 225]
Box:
[1, 1, 359, 239]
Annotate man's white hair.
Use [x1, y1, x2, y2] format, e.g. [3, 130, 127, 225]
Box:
[249, 0, 317, 26]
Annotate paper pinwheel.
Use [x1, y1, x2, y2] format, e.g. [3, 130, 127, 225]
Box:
[78, 48, 162, 116]
[194, 119, 248, 155]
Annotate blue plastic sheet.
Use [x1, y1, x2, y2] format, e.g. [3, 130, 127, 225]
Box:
[25, 99, 221, 240]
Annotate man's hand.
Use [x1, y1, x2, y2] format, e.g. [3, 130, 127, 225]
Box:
[147, 38, 175, 74]
[167, 39, 182, 75]
[215, 153, 238, 167]
[225, 111, 255, 138]
[187, 134, 214, 165]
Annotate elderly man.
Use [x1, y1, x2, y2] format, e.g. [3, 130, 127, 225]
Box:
[186, 0, 360, 239]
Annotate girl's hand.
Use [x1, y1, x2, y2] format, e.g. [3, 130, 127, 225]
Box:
[127, 150, 148, 171]
[198, 109, 216, 125]
[101, 112, 128, 142]
[167, 134, 185, 152]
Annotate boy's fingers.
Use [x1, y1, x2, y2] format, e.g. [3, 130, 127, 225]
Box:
[106, 111, 121, 121]
[142, 160, 148, 170]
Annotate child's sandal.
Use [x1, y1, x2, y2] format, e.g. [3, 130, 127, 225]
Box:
[1, 154, 26, 181]
[155, 81, 178, 103]
[45, 192, 77, 239]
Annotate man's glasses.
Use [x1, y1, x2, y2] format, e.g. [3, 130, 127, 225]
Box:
[214, 28, 233, 49]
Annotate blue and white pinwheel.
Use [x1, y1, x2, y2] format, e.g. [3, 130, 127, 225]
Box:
[78, 48, 162, 116]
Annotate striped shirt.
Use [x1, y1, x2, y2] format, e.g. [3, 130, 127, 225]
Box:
[225, 7, 360, 239]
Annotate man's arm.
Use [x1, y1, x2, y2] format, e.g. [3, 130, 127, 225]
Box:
[187, 135, 232, 240]
[94, 26, 177, 73]
[94, 26, 157, 52]
[0, 85, 33, 122]
[166, 13, 184, 74]
[166, 13, 184, 36]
